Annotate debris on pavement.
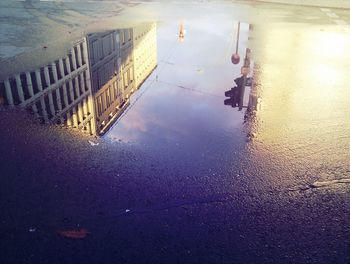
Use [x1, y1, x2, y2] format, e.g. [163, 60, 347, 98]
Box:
[57, 228, 90, 239]
[88, 140, 99, 146]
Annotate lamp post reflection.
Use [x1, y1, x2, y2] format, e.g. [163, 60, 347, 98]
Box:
[231, 22, 241, 64]
[179, 22, 186, 42]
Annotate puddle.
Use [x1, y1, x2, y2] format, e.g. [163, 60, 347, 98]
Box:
[1, 2, 350, 264]
[0, 18, 255, 147]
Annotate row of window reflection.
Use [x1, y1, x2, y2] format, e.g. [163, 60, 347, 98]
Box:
[0, 42, 86, 105]
[134, 26, 156, 41]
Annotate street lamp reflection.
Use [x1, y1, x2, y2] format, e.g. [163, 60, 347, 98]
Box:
[231, 22, 241, 64]
[179, 22, 186, 42]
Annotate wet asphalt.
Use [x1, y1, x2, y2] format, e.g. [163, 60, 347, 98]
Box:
[1, 1, 350, 263]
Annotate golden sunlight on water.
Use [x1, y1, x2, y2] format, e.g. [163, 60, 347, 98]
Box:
[249, 23, 350, 170]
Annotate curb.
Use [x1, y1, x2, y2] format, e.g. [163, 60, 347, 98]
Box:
[250, 0, 350, 9]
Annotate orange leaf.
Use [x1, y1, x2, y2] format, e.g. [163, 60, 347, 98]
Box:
[57, 228, 90, 239]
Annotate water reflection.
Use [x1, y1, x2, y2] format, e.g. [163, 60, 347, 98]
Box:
[224, 76, 253, 110]
[243, 23, 350, 185]
[179, 22, 186, 42]
[0, 23, 157, 136]
[106, 21, 252, 145]
[224, 47, 256, 113]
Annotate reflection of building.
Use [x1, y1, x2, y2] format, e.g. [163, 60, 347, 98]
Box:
[87, 30, 124, 135]
[0, 23, 158, 136]
[120, 27, 135, 100]
[0, 38, 96, 134]
[89, 23, 157, 135]
[132, 23, 157, 88]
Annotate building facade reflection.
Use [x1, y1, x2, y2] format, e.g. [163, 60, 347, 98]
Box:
[0, 23, 157, 136]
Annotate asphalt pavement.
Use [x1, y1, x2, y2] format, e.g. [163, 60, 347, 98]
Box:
[1, 1, 350, 263]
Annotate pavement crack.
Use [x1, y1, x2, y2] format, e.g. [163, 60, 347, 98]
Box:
[122, 193, 234, 216]
[287, 178, 350, 192]
[309, 178, 350, 188]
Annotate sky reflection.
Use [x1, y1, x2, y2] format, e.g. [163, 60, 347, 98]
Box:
[105, 20, 251, 149]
